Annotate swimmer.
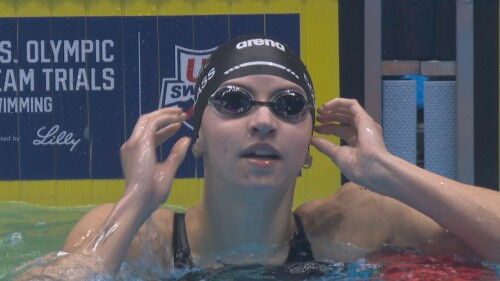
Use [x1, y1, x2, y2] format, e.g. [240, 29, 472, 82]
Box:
[15, 34, 500, 280]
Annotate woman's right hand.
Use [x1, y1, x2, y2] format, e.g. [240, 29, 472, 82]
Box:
[119, 107, 191, 213]
[14, 108, 192, 280]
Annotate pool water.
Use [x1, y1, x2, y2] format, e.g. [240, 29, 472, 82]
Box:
[0, 202, 91, 280]
[1, 202, 499, 281]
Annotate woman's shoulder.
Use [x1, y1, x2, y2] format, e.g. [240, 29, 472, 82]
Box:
[295, 182, 391, 220]
[294, 182, 473, 260]
[294, 182, 409, 260]
[296, 181, 433, 235]
[147, 207, 176, 235]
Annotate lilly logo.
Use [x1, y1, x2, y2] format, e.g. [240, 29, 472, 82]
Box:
[159, 45, 216, 130]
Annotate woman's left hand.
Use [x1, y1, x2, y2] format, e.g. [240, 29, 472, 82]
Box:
[310, 98, 387, 187]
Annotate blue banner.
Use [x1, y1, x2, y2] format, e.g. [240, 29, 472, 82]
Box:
[0, 14, 300, 180]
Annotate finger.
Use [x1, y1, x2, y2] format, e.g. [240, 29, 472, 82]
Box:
[316, 112, 352, 125]
[158, 136, 191, 185]
[314, 123, 358, 146]
[320, 98, 378, 135]
[155, 122, 183, 147]
[149, 111, 186, 133]
[129, 116, 151, 140]
[339, 99, 374, 129]
[318, 98, 357, 115]
[317, 99, 358, 125]
[136, 112, 186, 145]
[129, 107, 184, 140]
[310, 136, 342, 163]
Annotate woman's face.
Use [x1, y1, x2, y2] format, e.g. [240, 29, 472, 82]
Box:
[197, 74, 313, 191]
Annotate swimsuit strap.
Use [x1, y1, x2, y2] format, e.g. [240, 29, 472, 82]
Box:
[172, 212, 314, 268]
[173, 212, 194, 269]
[286, 213, 315, 262]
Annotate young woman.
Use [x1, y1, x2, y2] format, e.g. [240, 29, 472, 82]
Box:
[16, 34, 500, 280]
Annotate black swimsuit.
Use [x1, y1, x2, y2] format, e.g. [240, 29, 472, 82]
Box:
[172, 212, 314, 268]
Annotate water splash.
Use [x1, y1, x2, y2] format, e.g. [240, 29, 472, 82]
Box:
[7, 232, 23, 246]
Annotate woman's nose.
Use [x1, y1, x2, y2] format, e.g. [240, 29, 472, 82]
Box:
[248, 106, 277, 137]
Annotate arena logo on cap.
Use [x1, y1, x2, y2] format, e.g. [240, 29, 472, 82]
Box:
[236, 38, 285, 52]
[159, 45, 216, 130]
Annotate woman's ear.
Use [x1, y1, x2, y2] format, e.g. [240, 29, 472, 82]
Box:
[191, 141, 200, 158]
[192, 131, 207, 158]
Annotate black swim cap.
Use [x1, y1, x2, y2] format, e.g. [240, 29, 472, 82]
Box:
[192, 34, 315, 137]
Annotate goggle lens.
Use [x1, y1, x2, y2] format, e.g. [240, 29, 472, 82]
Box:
[219, 89, 252, 114]
[273, 92, 306, 118]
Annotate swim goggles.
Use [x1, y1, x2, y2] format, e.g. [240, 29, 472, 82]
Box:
[208, 85, 314, 121]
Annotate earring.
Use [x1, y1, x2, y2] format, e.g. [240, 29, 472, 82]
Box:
[302, 154, 312, 169]
[192, 143, 200, 158]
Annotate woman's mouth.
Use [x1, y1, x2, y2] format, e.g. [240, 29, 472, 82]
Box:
[241, 144, 282, 159]
[241, 150, 280, 160]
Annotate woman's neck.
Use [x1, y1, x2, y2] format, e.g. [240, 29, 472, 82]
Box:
[185, 177, 296, 266]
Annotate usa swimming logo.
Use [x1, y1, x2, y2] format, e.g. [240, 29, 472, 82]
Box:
[159, 45, 216, 130]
